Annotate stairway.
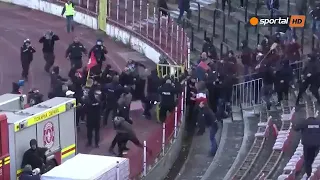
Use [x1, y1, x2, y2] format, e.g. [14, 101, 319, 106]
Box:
[161, 0, 317, 59]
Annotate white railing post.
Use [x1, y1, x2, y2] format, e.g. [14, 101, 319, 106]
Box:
[305, 101, 308, 118]
[124, 0, 127, 25]
[78, 0, 81, 6]
[139, 0, 142, 32]
[132, 0, 135, 30]
[174, 106, 178, 138]
[108, 0, 111, 17]
[152, 7, 156, 40]
[180, 92, 185, 123]
[116, 161, 120, 180]
[170, 19, 173, 57]
[162, 123, 166, 156]
[165, 19, 168, 48]
[313, 101, 316, 116]
[187, 37, 191, 69]
[95, 0, 98, 13]
[180, 28, 184, 63]
[86, 0, 89, 9]
[116, 0, 119, 20]
[176, 25, 179, 60]
[159, 17, 162, 46]
[146, 3, 149, 37]
[143, 140, 147, 176]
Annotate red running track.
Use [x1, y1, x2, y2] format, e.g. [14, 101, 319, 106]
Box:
[0, 2, 163, 178]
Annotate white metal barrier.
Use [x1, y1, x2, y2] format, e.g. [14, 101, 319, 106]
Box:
[232, 78, 263, 109]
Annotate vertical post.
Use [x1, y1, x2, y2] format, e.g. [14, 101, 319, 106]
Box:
[108, 0, 111, 17]
[116, 0, 119, 20]
[132, 1, 135, 30]
[180, 28, 184, 63]
[78, 0, 81, 6]
[153, 7, 156, 40]
[86, 0, 89, 9]
[146, 4, 149, 37]
[305, 101, 308, 118]
[165, 18, 168, 48]
[124, 0, 127, 25]
[139, 0, 142, 32]
[170, 19, 174, 57]
[180, 92, 184, 123]
[174, 106, 178, 138]
[95, 0, 98, 13]
[116, 161, 120, 180]
[313, 101, 316, 116]
[143, 140, 147, 176]
[159, 17, 162, 46]
[162, 123, 166, 156]
[187, 38, 191, 70]
[176, 25, 179, 61]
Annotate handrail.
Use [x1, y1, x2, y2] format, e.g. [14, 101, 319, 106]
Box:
[236, 20, 249, 50]
[213, 9, 226, 42]
[190, 0, 201, 31]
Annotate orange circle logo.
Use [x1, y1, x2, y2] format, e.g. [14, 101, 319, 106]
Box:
[250, 17, 259, 26]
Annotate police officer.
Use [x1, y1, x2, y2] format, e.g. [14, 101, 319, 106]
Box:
[158, 79, 178, 123]
[143, 69, 161, 119]
[61, 0, 75, 33]
[296, 54, 320, 106]
[294, 116, 320, 179]
[65, 37, 87, 75]
[39, 31, 59, 72]
[88, 39, 107, 71]
[20, 39, 36, 81]
[86, 88, 102, 147]
[103, 75, 124, 126]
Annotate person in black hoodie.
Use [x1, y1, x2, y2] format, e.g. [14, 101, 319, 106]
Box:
[240, 40, 253, 81]
[39, 31, 59, 73]
[275, 60, 293, 105]
[202, 37, 218, 60]
[296, 53, 320, 105]
[21, 39, 36, 81]
[259, 63, 275, 110]
[49, 66, 68, 98]
[86, 88, 102, 147]
[21, 139, 47, 173]
[143, 69, 161, 119]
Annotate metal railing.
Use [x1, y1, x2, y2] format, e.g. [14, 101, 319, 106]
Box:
[236, 20, 249, 50]
[190, 0, 201, 31]
[232, 78, 263, 109]
[212, 9, 226, 40]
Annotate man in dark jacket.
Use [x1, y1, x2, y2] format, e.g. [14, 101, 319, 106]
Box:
[202, 37, 218, 60]
[240, 40, 253, 80]
[39, 31, 59, 72]
[65, 36, 87, 74]
[21, 139, 48, 172]
[275, 60, 293, 104]
[103, 75, 124, 125]
[19, 165, 40, 180]
[294, 117, 320, 179]
[296, 53, 320, 105]
[86, 88, 102, 147]
[143, 70, 161, 119]
[88, 39, 107, 71]
[49, 66, 68, 98]
[21, 39, 36, 81]
[158, 79, 179, 123]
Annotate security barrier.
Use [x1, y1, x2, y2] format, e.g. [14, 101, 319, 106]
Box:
[232, 78, 263, 109]
[156, 64, 184, 78]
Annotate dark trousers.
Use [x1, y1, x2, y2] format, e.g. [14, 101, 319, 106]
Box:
[21, 61, 31, 79]
[159, 104, 175, 123]
[104, 103, 117, 125]
[303, 145, 319, 177]
[66, 15, 74, 33]
[110, 133, 129, 156]
[276, 83, 289, 103]
[76, 107, 85, 127]
[87, 125, 100, 145]
[240, 0, 244, 6]
[43, 52, 55, 72]
[186, 104, 196, 135]
[143, 93, 158, 116]
[296, 80, 320, 105]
